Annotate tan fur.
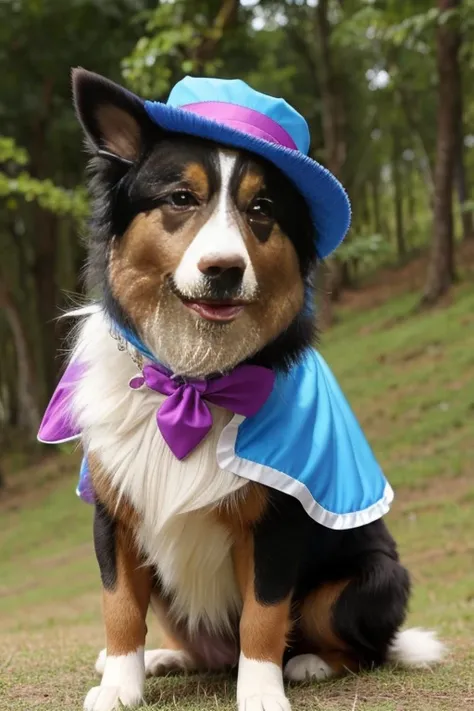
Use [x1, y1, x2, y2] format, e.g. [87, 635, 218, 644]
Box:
[108, 210, 182, 328]
[244, 222, 304, 346]
[89, 453, 142, 531]
[103, 524, 152, 656]
[234, 533, 291, 664]
[236, 167, 264, 208]
[217, 483, 268, 534]
[96, 105, 141, 161]
[299, 580, 359, 675]
[183, 162, 210, 200]
[300, 580, 350, 650]
[108, 204, 213, 337]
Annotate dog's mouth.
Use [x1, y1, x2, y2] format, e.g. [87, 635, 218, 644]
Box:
[184, 300, 245, 322]
[170, 281, 252, 323]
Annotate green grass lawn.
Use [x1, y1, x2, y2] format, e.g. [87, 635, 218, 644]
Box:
[1, 269, 474, 711]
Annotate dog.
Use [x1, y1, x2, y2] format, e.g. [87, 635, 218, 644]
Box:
[38, 69, 445, 711]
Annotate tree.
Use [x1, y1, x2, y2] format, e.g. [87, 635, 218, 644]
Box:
[123, 0, 241, 98]
[0, 137, 87, 435]
[0, 0, 155, 389]
[421, 0, 461, 305]
[456, 93, 474, 240]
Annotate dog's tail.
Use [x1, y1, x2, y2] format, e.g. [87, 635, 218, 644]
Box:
[387, 628, 446, 668]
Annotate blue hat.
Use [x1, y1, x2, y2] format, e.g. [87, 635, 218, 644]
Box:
[144, 77, 351, 259]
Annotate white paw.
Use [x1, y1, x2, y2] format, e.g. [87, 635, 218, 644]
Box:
[284, 654, 334, 682]
[144, 648, 194, 677]
[237, 655, 290, 711]
[87, 649, 144, 710]
[84, 684, 142, 711]
[238, 693, 291, 711]
[95, 649, 107, 676]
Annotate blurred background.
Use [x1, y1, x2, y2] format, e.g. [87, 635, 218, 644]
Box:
[1, 2, 473, 710]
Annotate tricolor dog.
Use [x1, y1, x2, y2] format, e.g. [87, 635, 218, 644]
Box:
[39, 70, 445, 711]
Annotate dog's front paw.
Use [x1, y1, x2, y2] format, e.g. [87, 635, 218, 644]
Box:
[238, 693, 291, 711]
[237, 655, 291, 711]
[84, 684, 143, 711]
[86, 649, 145, 710]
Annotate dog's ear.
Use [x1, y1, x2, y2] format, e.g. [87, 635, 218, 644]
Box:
[72, 68, 150, 163]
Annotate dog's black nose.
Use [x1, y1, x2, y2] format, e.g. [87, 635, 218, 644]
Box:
[198, 255, 245, 294]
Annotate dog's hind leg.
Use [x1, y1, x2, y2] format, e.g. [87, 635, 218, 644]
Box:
[285, 553, 411, 682]
[141, 595, 197, 677]
[143, 593, 238, 676]
[85, 503, 152, 711]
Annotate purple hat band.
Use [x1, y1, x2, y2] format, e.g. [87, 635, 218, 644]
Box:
[181, 102, 298, 151]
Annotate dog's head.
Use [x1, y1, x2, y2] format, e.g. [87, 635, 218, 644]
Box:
[73, 69, 317, 377]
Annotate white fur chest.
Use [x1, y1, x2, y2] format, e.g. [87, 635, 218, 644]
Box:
[72, 311, 246, 631]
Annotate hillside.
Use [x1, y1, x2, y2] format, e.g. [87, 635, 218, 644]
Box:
[1, 253, 474, 711]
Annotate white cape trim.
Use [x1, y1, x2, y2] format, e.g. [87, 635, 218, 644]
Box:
[37, 433, 81, 445]
[217, 414, 394, 531]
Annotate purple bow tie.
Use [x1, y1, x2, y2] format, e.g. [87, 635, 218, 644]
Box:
[37, 360, 275, 461]
[128, 363, 275, 459]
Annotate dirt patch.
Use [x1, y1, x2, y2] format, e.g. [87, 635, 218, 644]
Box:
[0, 450, 81, 513]
[339, 240, 474, 314]
[396, 475, 473, 511]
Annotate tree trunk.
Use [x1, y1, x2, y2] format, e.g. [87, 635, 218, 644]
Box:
[0, 277, 41, 437]
[32, 207, 59, 399]
[191, 0, 239, 72]
[316, 0, 346, 180]
[371, 174, 382, 235]
[421, 0, 460, 306]
[397, 84, 435, 202]
[316, 0, 348, 323]
[406, 162, 416, 245]
[455, 112, 473, 240]
[392, 131, 406, 261]
[330, 261, 352, 302]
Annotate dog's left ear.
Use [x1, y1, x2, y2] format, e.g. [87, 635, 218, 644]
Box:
[72, 67, 150, 163]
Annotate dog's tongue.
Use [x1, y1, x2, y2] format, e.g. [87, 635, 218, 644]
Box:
[186, 301, 244, 323]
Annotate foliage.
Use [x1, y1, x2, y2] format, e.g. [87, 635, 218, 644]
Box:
[0, 137, 87, 221]
[0, 0, 473, 438]
[123, 0, 246, 97]
[0, 0, 156, 417]
[336, 233, 392, 269]
[0, 137, 28, 166]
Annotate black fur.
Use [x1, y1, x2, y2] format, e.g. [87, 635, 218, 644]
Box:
[72, 68, 148, 155]
[93, 502, 117, 590]
[331, 552, 410, 668]
[253, 491, 410, 669]
[253, 491, 312, 605]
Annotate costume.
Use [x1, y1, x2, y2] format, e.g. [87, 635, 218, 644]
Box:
[38, 339, 393, 530]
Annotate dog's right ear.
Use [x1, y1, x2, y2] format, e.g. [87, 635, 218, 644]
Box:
[72, 68, 150, 164]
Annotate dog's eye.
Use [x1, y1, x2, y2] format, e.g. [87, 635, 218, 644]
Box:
[166, 190, 199, 210]
[247, 197, 274, 220]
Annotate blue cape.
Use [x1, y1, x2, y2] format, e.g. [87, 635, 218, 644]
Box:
[71, 342, 392, 529]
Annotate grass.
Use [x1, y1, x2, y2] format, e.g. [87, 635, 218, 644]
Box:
[1, 257, 474, 711]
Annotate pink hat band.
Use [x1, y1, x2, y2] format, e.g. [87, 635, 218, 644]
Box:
[181, 102, 298, 151]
